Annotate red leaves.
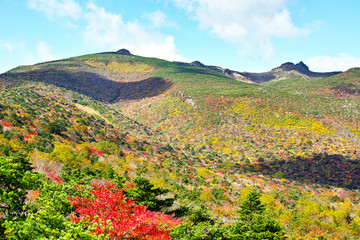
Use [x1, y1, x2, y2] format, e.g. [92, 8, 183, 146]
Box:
[1, 121, 13, 127]
[68, 183, 181, 239]
[24, 132, 38, 142]
[203, 100, 215, 105]
[44, 167, 63, 184]
[90, 147, 103, 156]
[216, 170, 226, 176]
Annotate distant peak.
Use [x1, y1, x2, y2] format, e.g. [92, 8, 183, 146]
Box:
[190, 61, 205, 67]
[280, 62, 295, 70]
[116, 49, 132, 55]
[296, 61, 309, 71]
[273, 61, 309, 73]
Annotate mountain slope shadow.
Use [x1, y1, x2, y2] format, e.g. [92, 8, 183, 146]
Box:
[238, 153, 360, 189]
[1, 69, 172, 103]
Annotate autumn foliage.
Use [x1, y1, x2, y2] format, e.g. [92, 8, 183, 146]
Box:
[68, 183, 181, 239]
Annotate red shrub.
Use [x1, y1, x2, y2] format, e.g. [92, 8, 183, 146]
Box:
[68, 183, 181, 239]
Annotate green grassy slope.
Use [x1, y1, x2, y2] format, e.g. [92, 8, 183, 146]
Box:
[5, 52, 253, 101]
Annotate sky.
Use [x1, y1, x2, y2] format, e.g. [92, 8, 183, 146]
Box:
[1, 0, 360, 74]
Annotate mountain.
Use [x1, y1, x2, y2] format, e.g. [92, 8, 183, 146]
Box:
[178, 59, 342, 84]
[271, 61, 342, 78]
[1, 49, 360, 239]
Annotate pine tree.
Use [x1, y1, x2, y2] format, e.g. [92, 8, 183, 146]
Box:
[227, 188, 285, 240]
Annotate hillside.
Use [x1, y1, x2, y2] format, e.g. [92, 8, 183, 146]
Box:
[1, 50, 360, 239]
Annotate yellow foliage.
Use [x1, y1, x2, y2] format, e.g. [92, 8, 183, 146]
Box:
[92, 161, 107, 171]
[200, 190, 214, 203]
[236, 185, 252, 204]
[81, 158, 92, 168]
[52, 142, 76, 166]
[74, 143, 91, 155]
[353, 217, 360, 226]
[279, 210, 294, 224]
[0, 135, 9, 145]
[298, 230, 340, 240]
[73, 124, 88, 132]
[211, 205, 238, 219]
[107, 61, 155, 74]
[119, 155, 142, 175]
[152, 178, 172, 190]
[197, 167, 214, 179]
[221, 193, 232, 203]
[302, 201, 321, 217]
[340, 199, 353, 213]
[9, 139, 25, 152]
[103, 155, 121, 166]
[260, 194, 277, 211]
[29, 150, 52, 163]
[326, 209, 348, 226]
[228, 98, 333, 134]
[84, 60, 155, 75]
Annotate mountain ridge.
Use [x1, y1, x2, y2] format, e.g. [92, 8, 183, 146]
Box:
[177, 59, 342, 84]
[3, 49, 343, 85]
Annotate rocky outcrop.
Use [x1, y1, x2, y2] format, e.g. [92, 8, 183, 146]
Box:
[272, 61, 309, 73]
[116, 49, 132, 56]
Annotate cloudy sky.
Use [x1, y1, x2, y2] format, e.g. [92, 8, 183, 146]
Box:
[1, 0, 360, 73]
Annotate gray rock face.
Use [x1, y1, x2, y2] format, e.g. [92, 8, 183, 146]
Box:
[116, 49, 132, 55]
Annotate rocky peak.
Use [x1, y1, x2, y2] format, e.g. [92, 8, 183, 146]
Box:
[272, 61, 341, 78]
[190, 61, 206, 68]
[295, 61, 310, 72]
[116, 49, 132, 55]
[273, 61, 309, 73]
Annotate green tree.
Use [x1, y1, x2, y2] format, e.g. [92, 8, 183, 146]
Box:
[124, 177, 174, 212]
[226, 188, 285, 240]
[170, 207, 227, 240]
[0, 155, 41, 236]
[47, 121, 67, 136]
[3, 180, 98, 239]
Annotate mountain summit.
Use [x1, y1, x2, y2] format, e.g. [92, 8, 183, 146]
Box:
[273, 61, 310, 73]
[116, 49, 132, 55]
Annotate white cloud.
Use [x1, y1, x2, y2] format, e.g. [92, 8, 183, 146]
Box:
[28, 0, 82, 20]
[27, 1, 186, 62]
[125, 36, 185, 61]
[172, 0, 307, 59]
[82, 2, 186, 61]
[306, 53, 360, 72]
[37, 41, 56, 62]
[144, 10, 169, 28]
[0, 42, 13, 54]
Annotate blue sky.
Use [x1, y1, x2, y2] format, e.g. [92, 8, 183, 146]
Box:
[1, 0, 360, 74]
